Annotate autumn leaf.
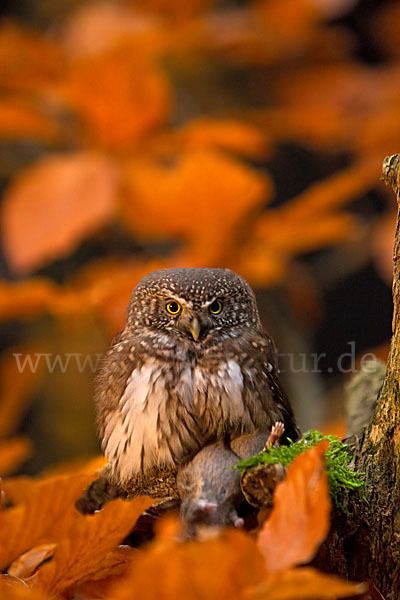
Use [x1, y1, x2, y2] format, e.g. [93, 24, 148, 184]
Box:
[8, 544, 56, 579]
[0, 578, 46, 600]
[176, 117, 271, 158]
[0, 472, 95, 569]
[107, 522, 266, 600]
[121, 149, 271, 264]
[245, 567, 365, 600]
[35, 497, 154, 595]
[0, 345, 46, 438]
[0, 575, 50, 600]
[0, 279, 60, 322]
[70, 257, 166, 334]
[257, 441, 330, 572]
[0, 438, 32, 477]
[63, 49, 170, 149]
[2, 476, 37, 506]
[0, 23, 62, 93]
[62, 1, 171, 60]
[0, 99, 57, 141]
[277, 160, 379, 223]
[1, 152, 118, 274]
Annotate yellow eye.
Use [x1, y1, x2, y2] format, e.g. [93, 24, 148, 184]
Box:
[209, 300, 223, 315]
[166, 301, 181, 315]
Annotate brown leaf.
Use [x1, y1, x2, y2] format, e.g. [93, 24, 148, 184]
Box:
[35, 497, 154, 595]
[257, 441, 330, 572]
[0, 472, 94, 569]
[0, 438, 32, 477]
[8, 544, 56, 579]
[1, 153, 118, 274]
[246, 567, 365, 600]
[107, 522, 266, 600]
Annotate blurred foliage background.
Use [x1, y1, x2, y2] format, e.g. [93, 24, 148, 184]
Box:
[0, 0, 396, 475]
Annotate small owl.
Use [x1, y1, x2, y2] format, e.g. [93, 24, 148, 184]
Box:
[95, 268, 299, 485]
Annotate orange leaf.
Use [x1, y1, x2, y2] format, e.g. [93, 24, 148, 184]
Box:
[0, 472, 94, 569]
[69, 545, 137, 588]
[2, 476, 37, 506]
[0, 437, 32, 477]
[0, 23, 62, 93]
[121, 149, 271, 263]
[8, 543, 56, 579]
[63, 49, 170, 149]
[177, 117, 271, 158]
[0, 279, 59, 322]
[0, 345, 46, 437]
[277, 160, 379, 223]
[246, 566, 364, 600]
[1, 153, 118, 274]
[108, 523, 266, 600]
[35, 497, 154, 595]
[62, 2, 170, 60]
[0, 575, 50, 599]
[257, 441, 330, 572]
[0, 100, 57, 141]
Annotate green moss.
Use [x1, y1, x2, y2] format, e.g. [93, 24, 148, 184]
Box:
[236, 430, 365, 507]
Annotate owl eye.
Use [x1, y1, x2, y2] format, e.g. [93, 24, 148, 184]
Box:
[166, 301, 181, 315]
[209, 299, 223, 315]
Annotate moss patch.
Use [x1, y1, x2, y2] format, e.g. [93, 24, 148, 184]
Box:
[236, 430, 365, 507]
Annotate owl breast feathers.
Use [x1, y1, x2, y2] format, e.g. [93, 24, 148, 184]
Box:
[95, 268, 299, 483]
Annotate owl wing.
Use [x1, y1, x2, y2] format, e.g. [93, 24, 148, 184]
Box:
[251, 331, 301, 444]
[262, 363, 300, 444]
[94, 328, 141, 444]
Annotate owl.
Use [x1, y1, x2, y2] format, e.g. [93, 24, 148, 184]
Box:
[95, 268, 299, 486]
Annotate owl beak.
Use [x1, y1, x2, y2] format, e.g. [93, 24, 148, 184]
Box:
[189, 317, 201, 342]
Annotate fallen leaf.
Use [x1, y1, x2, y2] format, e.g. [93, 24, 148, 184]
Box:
[257, 441, 330, 572]
[35, 497, 154, 595]
[0, 472, 94, 569]
[246, 566, 365, 600]
[8, 543, 57, 578]
[70, 545, 137, 586]
[107, 523, 266, 600]
[2, 476, 37, 506]
[1, 152, 118, 274]
[0, 575, 50, 599]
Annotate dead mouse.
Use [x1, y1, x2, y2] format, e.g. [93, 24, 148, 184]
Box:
[177, 423, 284, 536]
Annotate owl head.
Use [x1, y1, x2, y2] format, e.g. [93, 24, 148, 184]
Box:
[127, 268, 261, 341]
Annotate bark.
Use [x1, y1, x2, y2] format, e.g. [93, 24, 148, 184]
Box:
[313, 155, 400, 599]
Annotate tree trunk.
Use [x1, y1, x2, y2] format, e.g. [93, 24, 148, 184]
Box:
[314, 155, 400, 599]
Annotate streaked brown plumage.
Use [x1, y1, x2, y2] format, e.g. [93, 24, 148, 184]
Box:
[95, 268, 299, 485]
